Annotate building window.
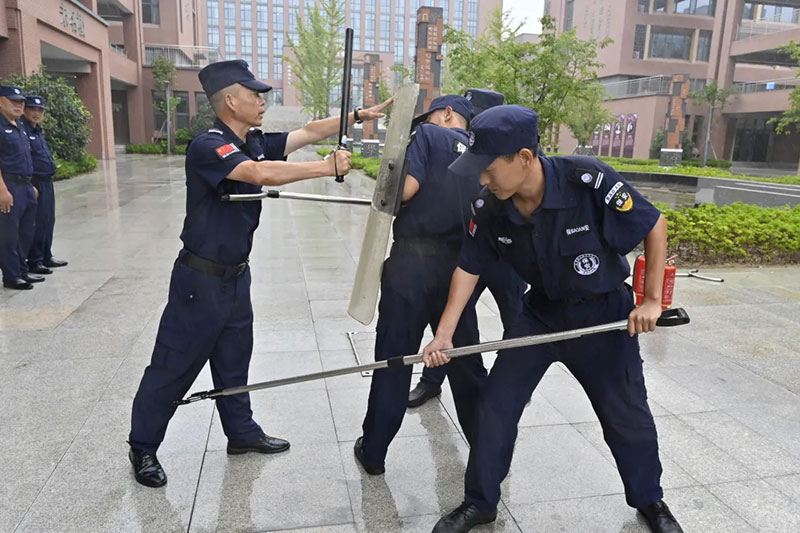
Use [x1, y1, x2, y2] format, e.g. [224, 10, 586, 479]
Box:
[691, 115, 704, 146]
[224, 1, 235, 27]
[208, 0, 219, 27]
[674, 0, 715, 16]
[365, 36, 375, 50]
[637, 0, 649, 13]
[142, 0, 160, 24]
[257, 2, 268, 27]
[649, 27, 693, 60]
[241, 29, 253, 66]
[225, 29, 237, 59]
[257, 31, 269, 55]
[633, 24, 647, 59]
[273, 56, 283, 80]
[395, 18, 404, 39]
[394, 40, 404, 63]
[289, 0, 299, 41]
[408, 20, 415, 56]
[468, 0, 477, 18]
[760, 5, 800, 23]
[209, 29, 220, 49]
[174, 91, 189, 129]
[352, 64, 363, 107]
[696, 30, 712, 61]
[351, 13, 361, 50]
[273, 5, 284, 50]
[272, 88, 283, 106]
[565, 0, 574, 30]
[653, 0, 667, 12]
[396, 0, 405, 15]
[258, 55, 269, 78]
[241, 2, 252, 27]
[195, 92, 209, 115]
[467, 21, 477, 36]
[742, 2, 755, 20]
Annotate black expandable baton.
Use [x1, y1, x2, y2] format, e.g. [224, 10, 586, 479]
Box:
[175, 308, 690, 405]
[333, 27, 354, 183]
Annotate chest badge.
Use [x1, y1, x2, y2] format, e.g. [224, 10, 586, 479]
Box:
[454, 141, 467, 154]
[573, 253, 600, 276]
[4, 129, 12, 134]
[497, 236, 512, 245]
[605, 181, 633, 212]
[215, 143, 240, 159]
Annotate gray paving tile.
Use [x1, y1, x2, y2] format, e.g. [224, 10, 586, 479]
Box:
[707, 479, 800, 533]
[0, 357, 123, 403]
[724, 404, 800, 460]
[659, 485, 757, 533]
[534, 374, 600, 424]
[385, 509, 521, 533]
[189, 445, 352, 532]
[508, 495, 650, 533]
[764, 473, 800, 503]
[643, 367, 719, 415]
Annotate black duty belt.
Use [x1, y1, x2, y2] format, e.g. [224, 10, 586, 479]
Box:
[3, 173, 32, 184]
[392, 238, 462, 257]
[528, 284, 627, 306]
[179, 250, 248, 277]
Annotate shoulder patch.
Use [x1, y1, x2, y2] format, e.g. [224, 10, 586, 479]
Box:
[208, 128, 223, 135]
[604, 181, 633, 212]
[215, 143, 240, 159]
[453, 139, 467, 155]
[570, 167, 605, 190]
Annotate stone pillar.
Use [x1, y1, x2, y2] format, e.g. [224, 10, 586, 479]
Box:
[361, 53, 382, 141]
[660, 74, 690, 167]
[413, 6, 443, 116]
[76, 59, 114, 160]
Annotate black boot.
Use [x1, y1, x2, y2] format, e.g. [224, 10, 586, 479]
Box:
[407, 382, 442, 408]
[432, 503, 497, 532]
[128, 447, 167, 488]
[638, 500, 684, 533]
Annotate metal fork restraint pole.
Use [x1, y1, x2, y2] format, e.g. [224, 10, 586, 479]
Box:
[221, 190, 371, 205]
[175, 308, 690, 405]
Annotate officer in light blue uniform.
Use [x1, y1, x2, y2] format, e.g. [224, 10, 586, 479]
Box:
[354, 95, 488, 475]
[22, 95, 68, 274]
[0, 86, 43, 290]
[423, 105, 683, 533]
[128, 60, 390, 488]
[407, 88, 526, 408]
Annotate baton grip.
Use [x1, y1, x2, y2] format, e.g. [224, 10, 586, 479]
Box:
[656, 308, 690, 327]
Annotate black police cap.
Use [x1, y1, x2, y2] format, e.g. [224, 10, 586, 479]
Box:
[199, 60, 272, 99]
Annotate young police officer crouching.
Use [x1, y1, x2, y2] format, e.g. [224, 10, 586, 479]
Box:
[423, 106, 683, 533]
[128, 60, 390, 488]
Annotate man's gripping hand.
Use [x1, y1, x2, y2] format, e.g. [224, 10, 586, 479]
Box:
[628, 299, 662, 336]
[422, 335, 454, 368]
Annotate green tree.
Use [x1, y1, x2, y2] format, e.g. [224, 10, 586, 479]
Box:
[151, 55, 181, 140]
[286, 0, 347, 119]
[378, 75, 394, 125]
[0, 68, 91, 161]
[691, 80, 733, 166]
[769, 41, 800, 135]
[563, 82, 613, 149]
[444, 9, 610, 151]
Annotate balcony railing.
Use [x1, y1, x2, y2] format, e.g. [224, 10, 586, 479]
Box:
[737, 9, 800, 40]
[602, 76, 672, 99]
[143, 44, 222, 69]
[732, 77, 800, 93]
[110, 43, 127, 58]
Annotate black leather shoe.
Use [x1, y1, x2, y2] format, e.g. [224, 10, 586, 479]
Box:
[407, 382, 442, 408]
[23, 274, 45, 283]
[128, 447, 167, 488]
[44, 258, 68, 268]
[353, 436, 385, 475]
[638, 500, 684, 533]
[433, 503, 497, 532]
[3, 279, 33, 290]
[28, 263, 53, 275]
[227, 434, 290, 455]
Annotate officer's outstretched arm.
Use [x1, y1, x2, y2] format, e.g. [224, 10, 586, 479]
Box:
[422, 267, 480, 367]
[628, 214, 667, 336]
[227, 150, 351, 186]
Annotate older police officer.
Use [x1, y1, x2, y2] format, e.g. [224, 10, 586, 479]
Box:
[129, 60, 389, 488]
[22, 95, 68, 274]
[354, 95, 488, 475]
[407, 89, 526, 408]
[424, 106, 683, 533]
[0, 86, 43, 290]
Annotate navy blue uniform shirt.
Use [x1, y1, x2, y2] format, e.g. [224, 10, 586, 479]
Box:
[459, 155, 661, 301]
[20, 116, 57, 178]
[181, 118, 288, 265]
[0, 114, 34, 176]
[393, 123, 476, 241]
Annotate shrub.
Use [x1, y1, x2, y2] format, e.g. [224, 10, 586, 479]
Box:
[1, 68, 92, 162]
[175, 128, 193, 145]
[649, 129, 694, 160]
[54, 151, 97, 180]
[316, 148, 380, 178]
[125, 143, 187, 155]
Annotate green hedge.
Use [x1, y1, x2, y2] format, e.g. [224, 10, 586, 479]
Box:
[316, 148, 380, 178]
[659, 202, 800, 264]
[125, 143, 187, 155]
[54, 151, 97, 180]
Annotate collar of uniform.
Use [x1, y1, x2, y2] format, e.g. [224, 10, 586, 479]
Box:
[212, 118, 247, 149]
[538, 155, 575, 209]
[20, 115, 40, 133]
[0, 113, 19, 130]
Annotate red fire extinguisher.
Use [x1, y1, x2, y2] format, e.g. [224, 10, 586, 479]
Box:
[633, 254, 677, 310]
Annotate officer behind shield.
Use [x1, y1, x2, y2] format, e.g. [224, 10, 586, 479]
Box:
[22, 95, 69, 274]
[423, 105, 683, 533]
[128, 60, 390, 488]
[353, 95, 488, 476]
[0, 86, 44, 290]
[407, 89, 526, 409]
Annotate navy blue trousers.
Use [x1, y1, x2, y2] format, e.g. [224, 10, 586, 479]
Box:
[464, 286, 663, 513]
[360, 250, 488, 466]
[0, 180, 36, 282]
[28, 176, 55, 265]
[129, 253, 264, 454]
[419, 261, 526, 388]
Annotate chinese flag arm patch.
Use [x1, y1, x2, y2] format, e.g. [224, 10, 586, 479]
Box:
[468, 218, 478, 237]
[215, 143, 240, 159]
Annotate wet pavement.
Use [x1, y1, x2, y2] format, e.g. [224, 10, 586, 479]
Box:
[1, 150, 799, 533]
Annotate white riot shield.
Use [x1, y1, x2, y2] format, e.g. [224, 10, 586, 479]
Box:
[347, 83, 420, 324]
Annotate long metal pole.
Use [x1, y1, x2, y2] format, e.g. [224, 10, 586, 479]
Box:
[221, 190, 371, 205]
[176, 308, 690, 405]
